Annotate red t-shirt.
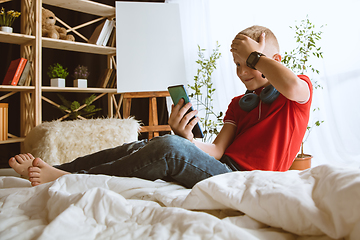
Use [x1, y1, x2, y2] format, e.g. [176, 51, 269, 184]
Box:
[223, 75, 313, 171]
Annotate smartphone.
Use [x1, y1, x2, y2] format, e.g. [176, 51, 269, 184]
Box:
[168, 85, 204, 138]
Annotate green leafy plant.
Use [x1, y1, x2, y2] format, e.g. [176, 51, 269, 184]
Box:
[57, 94, 102, 120]
[73, 65, 90, 79]
[282, 16, 325, 157]
[0, 8, 21, 27]
[47, 63, 69, 79]
[188, 42, 223, 142]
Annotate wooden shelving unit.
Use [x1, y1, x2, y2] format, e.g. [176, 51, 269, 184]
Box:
[0, 31, 35, 45]
[0, 0, 117, 147]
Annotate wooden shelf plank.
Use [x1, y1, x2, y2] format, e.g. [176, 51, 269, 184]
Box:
[0, 86, 35, 92]
[0, 32, 35, 45]
[43, 0, 115, 17]
[41, 86, 117, 93]
[0, 137, 26, 144]
[42, 37, 116, 55]
[122, 91, 170, 98]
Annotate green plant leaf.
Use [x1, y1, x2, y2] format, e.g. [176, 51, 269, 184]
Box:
[70, 101, 80, 111]
[189, 42, 222, 142]
[282, 16, 325, 154]
[55, 94, 102, 120]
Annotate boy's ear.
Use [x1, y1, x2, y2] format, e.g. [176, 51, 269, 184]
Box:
[272, 53, 282, 62]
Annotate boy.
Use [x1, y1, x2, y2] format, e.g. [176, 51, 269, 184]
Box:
[9, 25, 312, 188]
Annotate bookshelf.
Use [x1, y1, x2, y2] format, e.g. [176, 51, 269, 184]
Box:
[0, 0, 117, 148]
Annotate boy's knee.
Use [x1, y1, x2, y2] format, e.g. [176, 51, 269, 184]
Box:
[150, 134, 190, 151]
[155, 134, 185, 145]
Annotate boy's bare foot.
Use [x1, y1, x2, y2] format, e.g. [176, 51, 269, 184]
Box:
[29, 158, 70, 186]
[8, 153, 35, 177]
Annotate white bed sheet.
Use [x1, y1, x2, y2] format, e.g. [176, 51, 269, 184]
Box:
[1, 164, 359, 240]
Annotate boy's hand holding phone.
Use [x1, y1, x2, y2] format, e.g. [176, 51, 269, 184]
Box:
[168, 98, 200, 141]
[168, 85, 204, 140]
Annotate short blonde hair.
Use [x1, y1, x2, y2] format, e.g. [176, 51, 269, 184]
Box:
[239, 25, 280, 53]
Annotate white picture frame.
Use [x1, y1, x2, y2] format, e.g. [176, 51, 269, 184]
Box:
[115, 2, 187, 93]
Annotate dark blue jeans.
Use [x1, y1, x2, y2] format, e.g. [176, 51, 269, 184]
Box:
[56, 135, 233, 188]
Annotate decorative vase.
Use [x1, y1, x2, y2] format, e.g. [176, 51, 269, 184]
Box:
[73, 79, 87, 88]
[0, 26, 13, 33]
[0, 103, 8, 141]
[51, 78, 65, 87]
[289, 154, 312, 170]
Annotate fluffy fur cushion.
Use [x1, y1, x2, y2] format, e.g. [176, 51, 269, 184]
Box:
[24, 118, 140, 166]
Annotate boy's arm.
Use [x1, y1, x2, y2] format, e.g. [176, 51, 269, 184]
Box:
[256, 56, 310, 103]
[191, 123, 236, 160]
[169, 99, 236, 159]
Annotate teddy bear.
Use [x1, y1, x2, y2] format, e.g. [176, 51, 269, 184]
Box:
[42, 8, 75, 41]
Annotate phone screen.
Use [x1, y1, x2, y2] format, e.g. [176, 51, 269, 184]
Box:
[168, 85, 204, 138]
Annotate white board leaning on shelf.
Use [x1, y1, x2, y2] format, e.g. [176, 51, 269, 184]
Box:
[115, 2, 186, 93]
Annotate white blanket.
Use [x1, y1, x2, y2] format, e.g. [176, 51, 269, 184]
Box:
[1, 164, 359, 240]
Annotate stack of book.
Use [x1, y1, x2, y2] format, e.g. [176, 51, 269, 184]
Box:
[88, 19, 116, 47]
[98, 68, 116, 88]
[2, 58, 32, 86]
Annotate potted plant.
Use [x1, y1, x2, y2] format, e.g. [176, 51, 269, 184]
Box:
[0, 8, 21, 33]
[73, 65, 89, 88]
[47, 63, 69, 87]
[282, 16, 325, 170]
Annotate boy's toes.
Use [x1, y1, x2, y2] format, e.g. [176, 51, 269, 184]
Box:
[13, 155, 23, 163]
[8, 157, 18, 168]
[14, 154, 26, 163]
[32, 158, 45, 168]
[9, 154, 35, 177]
[21, 154, 31, 161]
[28, 170, 40, 178]
[30, 180, 41, 186]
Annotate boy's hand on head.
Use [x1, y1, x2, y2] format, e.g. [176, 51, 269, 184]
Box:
[168, 98, 199, 141]
[231, 33, 266, 60]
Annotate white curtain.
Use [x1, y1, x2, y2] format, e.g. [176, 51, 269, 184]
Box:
[166, 0, 360, 168]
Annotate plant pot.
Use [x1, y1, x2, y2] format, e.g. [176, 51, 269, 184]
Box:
[73, 79, 87, 88]
[51, 78, 65, 87]
[0, 26, 13, 33]
[289, 154, 312, 170]
[0, 103, 8, 141]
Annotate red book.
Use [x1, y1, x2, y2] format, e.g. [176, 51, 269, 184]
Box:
[2, 58, 28, 86]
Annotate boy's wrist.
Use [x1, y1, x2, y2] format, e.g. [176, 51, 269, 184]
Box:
[246, 51, 265, 70]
